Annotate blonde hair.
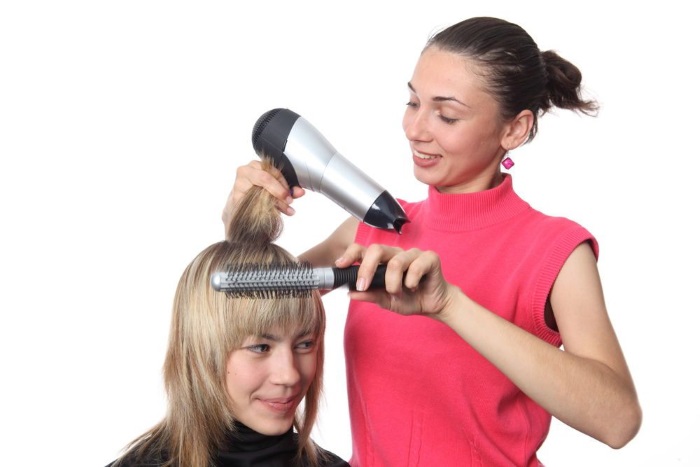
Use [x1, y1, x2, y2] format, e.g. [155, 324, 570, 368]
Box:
[113, 160, 326, 467]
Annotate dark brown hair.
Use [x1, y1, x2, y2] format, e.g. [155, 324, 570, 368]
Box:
[426, 17, 598, 142]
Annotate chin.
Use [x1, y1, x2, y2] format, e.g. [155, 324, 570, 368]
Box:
[241, 411, 296, 436]
[413, 171, 440, 188]
[413, 167, 429, 184]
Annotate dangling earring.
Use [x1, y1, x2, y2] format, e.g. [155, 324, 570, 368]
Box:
[501, 155, 514, 170]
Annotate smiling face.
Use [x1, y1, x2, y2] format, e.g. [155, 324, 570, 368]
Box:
[402, 47, 515, 193]
[225, 326, 318, 436]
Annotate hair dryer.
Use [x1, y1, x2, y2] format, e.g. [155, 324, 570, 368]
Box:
[251, 108, 409, 233]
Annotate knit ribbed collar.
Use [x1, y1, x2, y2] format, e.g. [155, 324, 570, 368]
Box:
[223, 422, 293, 452]
[420, 174, 531, 232]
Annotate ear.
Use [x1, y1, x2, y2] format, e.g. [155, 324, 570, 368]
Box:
[501, 110, 534, 150]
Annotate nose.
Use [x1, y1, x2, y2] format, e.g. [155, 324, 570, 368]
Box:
[403, 106, 430, 141]
[270, 348, 301, 386]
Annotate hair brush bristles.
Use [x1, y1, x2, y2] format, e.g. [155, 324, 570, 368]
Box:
[213, 262, 317, 299]
[224, 288, 312, 299]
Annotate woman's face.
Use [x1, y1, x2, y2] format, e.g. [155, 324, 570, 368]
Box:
[226, 325, 318, 435]
[402, 47, 511, 193]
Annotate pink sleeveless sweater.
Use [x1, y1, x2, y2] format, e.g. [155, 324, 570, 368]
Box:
[345, 175, 597, 467]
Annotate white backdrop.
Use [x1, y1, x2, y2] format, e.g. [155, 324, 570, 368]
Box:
[1, 1, 698, 466]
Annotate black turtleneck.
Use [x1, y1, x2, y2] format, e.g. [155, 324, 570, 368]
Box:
[217, 422, 348, 467]
[106, 422, 349, 467]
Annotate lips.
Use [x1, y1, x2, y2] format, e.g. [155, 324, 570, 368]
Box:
[413, 149, 440, 160]
[413, 149, 441, 168]
[258, 395, 299, 413]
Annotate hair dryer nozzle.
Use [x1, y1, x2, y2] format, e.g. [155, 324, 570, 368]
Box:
[366, 191, 410, 233]
[251, 108, 409, 232]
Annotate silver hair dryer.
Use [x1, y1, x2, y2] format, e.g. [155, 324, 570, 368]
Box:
[251, 108, 409, 232]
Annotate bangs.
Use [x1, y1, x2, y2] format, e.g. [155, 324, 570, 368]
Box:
[225, 293, 324, 344]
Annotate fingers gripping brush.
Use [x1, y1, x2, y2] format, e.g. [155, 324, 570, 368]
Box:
[251, 108, 409, 233]
[211, 263, 390, 298]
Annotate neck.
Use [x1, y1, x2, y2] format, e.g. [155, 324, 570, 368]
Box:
[437, 171, 505, 194]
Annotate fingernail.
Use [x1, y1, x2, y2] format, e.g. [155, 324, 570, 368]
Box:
[287, 206, 296, 215]
[285, 196, 293, 204]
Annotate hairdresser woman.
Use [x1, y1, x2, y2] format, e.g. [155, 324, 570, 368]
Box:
[224, 17, 642, 467]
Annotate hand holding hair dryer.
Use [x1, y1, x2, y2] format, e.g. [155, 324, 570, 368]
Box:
[251, 108, 409, 232]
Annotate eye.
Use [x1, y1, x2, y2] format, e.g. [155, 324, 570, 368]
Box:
[439, 114, 458, 124]
[295, 339, 316, 353]
[405, 100, 418, 108]
[246, 343, 270, 354]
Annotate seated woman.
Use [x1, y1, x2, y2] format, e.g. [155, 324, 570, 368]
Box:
[107, 160, 349, 467]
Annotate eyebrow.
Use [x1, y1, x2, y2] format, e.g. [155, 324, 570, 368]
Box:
[407, 82, 468, 107]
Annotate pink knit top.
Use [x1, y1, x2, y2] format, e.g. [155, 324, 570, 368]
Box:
[345, 174, 597, 466]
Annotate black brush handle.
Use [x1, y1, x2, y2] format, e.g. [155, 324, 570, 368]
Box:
[332, 264, 389, 290]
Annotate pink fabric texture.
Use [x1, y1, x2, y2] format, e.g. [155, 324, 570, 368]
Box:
[345, 175, 597, 466]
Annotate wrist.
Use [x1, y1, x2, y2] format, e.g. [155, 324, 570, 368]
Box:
[433, 284, 467, 323]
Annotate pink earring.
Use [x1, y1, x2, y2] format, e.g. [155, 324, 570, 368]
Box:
[501, 156, 514, 170]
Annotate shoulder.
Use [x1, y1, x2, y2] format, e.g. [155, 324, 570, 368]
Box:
[529, 212, 599, 258]
[314, 448, 351, 467]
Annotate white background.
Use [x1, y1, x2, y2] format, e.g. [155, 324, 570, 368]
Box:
[1, 1, 698, 466]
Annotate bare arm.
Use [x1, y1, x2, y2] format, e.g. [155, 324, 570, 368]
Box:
[299, 216, 360, 267]
[344, 242, 642, 448]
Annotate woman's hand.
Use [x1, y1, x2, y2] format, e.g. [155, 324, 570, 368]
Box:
[222, 160, 305, 237]
[336, 243, 459, 318]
